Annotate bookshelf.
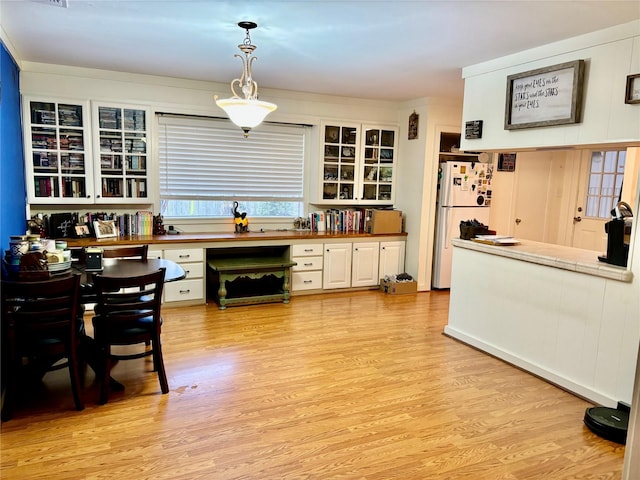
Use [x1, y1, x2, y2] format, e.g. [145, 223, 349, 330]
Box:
[23, 97, 93, 203]
[92, 103, 150, 203]
[23, 97, 152, 205]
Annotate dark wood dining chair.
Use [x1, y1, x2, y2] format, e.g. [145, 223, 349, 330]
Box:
[1, 274, 84, 421]
[92, 268, 168, 404]
[82, 244, 150, 305]
[102, 244, 149, 260]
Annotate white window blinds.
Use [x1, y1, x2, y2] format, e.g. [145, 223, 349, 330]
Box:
[158, 115, 305, 201]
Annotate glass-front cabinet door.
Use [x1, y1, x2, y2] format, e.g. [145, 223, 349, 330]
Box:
[318, 122, 397, 205]
[361, 126, 397, 203]
[23, 97, 94, 203]
[92, 103, 150, 203]
[321, 124, 360, 202]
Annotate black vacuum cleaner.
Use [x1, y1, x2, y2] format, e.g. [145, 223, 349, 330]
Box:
[584, 402, 630, 444]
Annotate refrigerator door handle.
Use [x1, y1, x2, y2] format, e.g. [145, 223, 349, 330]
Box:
[444, 208, 452, 249]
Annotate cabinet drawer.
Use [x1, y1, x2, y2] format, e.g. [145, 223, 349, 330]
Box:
[292, 271, 323, 291]
[292, 256, 323, 271]
[292, 244, 323, 257]
[164, 248, 204, 263]
[164, 278, 204, 302]
[148, 249, 163, 260]
[179, 261, 204, 280]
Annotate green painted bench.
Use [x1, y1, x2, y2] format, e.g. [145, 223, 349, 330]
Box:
[207, 255, 297, 310]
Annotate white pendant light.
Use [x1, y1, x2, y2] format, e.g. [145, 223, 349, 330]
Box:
[215, 21, 277, 137]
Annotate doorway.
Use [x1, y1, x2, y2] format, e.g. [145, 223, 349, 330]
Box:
[490, 147, 635, 251]
[570, 149, 627, 252]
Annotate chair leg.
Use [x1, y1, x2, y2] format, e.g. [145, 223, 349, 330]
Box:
[152, 336, 169, 394]
[67, 343, 85, 411]
[1, 365, 16, 422]
[99, 346, 112, 405]
[1, 340, 19, 421]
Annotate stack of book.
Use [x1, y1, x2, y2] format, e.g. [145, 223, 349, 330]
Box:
[308, 208, 366, 233]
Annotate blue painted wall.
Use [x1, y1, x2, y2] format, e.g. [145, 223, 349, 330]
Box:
[0, 42, 26, 255]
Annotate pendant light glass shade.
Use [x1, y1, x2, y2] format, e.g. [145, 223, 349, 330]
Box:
[215, 97, 277, 134]
[215, 22, 277, 137]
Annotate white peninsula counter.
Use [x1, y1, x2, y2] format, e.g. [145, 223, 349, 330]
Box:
[445, 238, 638, 407]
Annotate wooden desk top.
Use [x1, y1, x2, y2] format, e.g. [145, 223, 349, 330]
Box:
[65, 230, 407, 248]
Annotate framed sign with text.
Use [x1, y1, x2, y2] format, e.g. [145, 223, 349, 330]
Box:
[504, 60, 585, 130]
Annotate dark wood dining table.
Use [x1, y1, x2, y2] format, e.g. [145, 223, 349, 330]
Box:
[75, 257, 185, 281]
[70, 257, 186, 302]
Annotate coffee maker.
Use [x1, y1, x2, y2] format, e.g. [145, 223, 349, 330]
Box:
[601, 201, 633, 267]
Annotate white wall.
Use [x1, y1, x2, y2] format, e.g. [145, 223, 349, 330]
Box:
[460, 21, 640, 152]
[456, 20, 640, 476]
[20, 62, 462, 291]
[19, 62, 401, 228]
[395, 98, 463, 291]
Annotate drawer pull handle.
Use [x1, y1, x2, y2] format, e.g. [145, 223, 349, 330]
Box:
[303, 280, 313, 284]
[179, 289, 191, 294]
[304, 249, 313, 252]
[179, 254, 190, 259]
[304, 263, 313, 266]
[185, 270, 190, 275]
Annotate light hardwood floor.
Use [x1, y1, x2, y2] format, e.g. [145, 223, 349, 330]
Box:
[0, 290, 625, 479]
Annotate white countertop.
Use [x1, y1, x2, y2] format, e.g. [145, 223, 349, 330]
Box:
[452, 237, 633, 282]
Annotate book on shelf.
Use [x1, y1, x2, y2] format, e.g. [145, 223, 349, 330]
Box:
[308, 208, 365, 234]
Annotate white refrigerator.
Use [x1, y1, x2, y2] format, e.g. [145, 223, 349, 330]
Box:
[432, 161, 492, 289]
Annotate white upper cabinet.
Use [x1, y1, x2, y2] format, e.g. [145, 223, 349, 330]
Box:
[92, 102, 150, 204]
[318, 122, 398, 205]
[23, 97, 94, 204]
[23, 97, 152, 205]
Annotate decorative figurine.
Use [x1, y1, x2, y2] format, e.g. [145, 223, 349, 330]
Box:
[233, 201, 249, 233]
[153, 214, 167, 235]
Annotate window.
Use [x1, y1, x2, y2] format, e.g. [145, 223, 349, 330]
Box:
[585, 150, 626, 219]
[158, 115, 306, 218]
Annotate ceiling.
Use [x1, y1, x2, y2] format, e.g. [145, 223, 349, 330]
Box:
[1, 0, 639, 102]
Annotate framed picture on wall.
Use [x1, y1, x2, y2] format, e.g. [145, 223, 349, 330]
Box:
[504, 60, 585, 130]
[408, 111, 419, 140]
[497, 153, 517, 172]
[625, 74, 640, 104]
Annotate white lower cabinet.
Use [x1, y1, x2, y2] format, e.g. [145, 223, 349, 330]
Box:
[162, 247, 205, 303]
[323, 240, 405, 291]
[351, 242, 380, 287]
[149, 238, 403, 299]
[379, 241, 406, 279]
[148, 249, 163, 259]
[291, 243, 324, 291]
[323, 243, 352, 289]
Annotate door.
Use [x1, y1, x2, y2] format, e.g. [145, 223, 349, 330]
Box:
[570, 149, 626, 252]
[441, 161, 488, 207]
[323, 243, 352, 289]
[511, 153, 553, 241]
[351, 242, 379, 287]
[379, 241, 405, 280]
